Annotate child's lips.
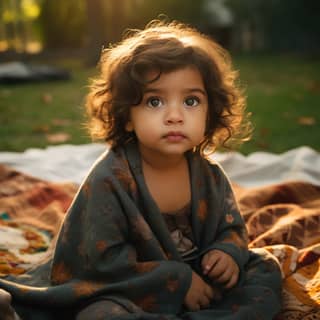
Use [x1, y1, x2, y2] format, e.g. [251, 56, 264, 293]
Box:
[163, 131, 187, 142]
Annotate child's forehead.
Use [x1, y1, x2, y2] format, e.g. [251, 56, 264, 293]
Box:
[141, 66, 205, 91]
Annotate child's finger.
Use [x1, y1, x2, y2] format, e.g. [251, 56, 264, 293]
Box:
[198, 294, 211, 309]
[224, 271, 239, 289]
[204, 284, 214, 300]
[214, 267, 233, 283]
[207, 258, 226, 278]
[202, 252, 219, 275]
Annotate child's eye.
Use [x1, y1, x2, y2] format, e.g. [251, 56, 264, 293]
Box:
[184, 97, 200, 107]
[147, 97, 162, 108]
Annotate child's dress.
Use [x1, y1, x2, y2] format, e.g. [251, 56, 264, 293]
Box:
[0, 141, 282, 319]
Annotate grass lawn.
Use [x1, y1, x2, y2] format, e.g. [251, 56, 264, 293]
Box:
[0, 60, 94, 151]
[0, 54, 319, 154]
[234, 54, 320, 154]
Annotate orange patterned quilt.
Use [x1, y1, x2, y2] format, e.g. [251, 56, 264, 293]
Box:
[0, 164, 319, 319]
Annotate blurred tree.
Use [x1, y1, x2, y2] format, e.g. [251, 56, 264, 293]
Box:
[265, 0, 320, 54]
[226, 0, 320, 53]
[85, 0, 105, 65]
[2, 0, 212, 58]
[33, 0, 239, 63]
[127, 0, 205, 29]
[105, 0, 127, 43]
[0, 0, 41, 53]
[85, 0, 130, 65]
[39, 0, 86, 49]
[84, 0, 207, 66]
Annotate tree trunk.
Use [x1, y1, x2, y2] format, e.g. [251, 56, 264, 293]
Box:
[85, 0, 106, 66]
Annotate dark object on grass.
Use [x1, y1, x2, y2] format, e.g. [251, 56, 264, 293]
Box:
[0, 62, 71, 84]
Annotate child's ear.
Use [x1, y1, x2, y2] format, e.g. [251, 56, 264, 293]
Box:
[125, 121, 134, 132]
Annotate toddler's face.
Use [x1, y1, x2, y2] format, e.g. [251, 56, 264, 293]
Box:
[126, 66, 208, 159]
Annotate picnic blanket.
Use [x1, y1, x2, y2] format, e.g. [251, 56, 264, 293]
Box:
[0, 164, 319, 319]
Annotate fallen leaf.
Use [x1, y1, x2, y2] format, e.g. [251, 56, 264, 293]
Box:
[46, 132, 70, 143]
[32, 125, 50, 133]
[0, 89, 12, 97]
[41, 93, 53, 104]
[51, 118, 71, 126]
[297, 116, 316, 126]
[254, 141, 270, 149]
[282, 112, 291, 119]
[259, 127, 270, 137]
[307, 81, 320, 93]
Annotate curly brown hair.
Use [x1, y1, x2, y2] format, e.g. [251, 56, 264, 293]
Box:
[85, 20, 251, 155]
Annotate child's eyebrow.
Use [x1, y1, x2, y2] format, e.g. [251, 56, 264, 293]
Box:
[185, 88, 207, 96]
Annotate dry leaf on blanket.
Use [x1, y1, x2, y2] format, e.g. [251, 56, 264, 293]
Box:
[46, 132, 70, 143]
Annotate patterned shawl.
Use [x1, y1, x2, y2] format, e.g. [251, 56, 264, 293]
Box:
[0, 141, 281, 319]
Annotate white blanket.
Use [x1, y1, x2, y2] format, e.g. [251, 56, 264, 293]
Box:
[0, 144, 319, 187]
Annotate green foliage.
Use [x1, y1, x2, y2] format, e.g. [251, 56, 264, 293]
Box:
[1, 0, 40, 23]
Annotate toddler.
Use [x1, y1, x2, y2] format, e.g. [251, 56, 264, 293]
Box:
[0, 20, 282, 320]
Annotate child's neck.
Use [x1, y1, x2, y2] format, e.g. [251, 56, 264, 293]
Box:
[139, 147, 187, 172]
[140, 150, 191, 213]
[142, 154, 186, 172]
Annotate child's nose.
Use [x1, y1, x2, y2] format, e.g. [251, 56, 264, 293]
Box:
[164, 105, 184, 125]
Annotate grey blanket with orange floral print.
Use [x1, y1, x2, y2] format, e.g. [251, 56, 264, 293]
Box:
[0, 142, 318, 319]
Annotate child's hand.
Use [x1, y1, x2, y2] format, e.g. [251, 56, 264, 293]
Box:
[184, 271, 220, 311]
[202, 249, 239, 289]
